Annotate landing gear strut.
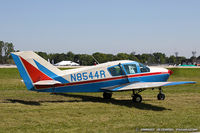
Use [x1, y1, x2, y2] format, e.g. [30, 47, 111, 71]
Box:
[157, 87, 165, 100]
[103, 92, 112, 99]
[132, 90, 143, 103]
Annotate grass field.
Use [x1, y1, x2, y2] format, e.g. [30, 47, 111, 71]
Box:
[0, 68, 200, 133]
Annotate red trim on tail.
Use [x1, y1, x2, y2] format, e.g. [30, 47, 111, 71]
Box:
[20, 57, 52, 83]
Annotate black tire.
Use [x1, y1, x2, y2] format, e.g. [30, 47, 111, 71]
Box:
[157, 93, 165, 100]
[103, 92, 112, 99]
[132, 94, 142, 103]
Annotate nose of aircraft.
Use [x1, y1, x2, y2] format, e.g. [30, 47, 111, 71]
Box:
[149, 66, 172, 75]
[168, 69, 173, 75]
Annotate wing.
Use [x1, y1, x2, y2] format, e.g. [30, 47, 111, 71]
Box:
[101, 81, 196, 92]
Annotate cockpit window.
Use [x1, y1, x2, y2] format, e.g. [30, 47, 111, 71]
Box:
[124, 64, 138, 74]
[139, 63, 150, 73]
[108, 65, 124, 76]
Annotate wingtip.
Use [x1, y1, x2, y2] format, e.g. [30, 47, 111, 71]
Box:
[190, 81, 197, 84]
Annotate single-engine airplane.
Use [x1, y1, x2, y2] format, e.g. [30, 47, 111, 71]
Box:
[11, 51, 196, 103]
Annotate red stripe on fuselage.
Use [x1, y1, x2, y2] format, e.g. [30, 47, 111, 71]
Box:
[127, 72, 168, 78]
[20, 57, 52, 83]
[34, 71, 169, 89]
[34, 76, 127, 89]
[65, 71, 169, 86]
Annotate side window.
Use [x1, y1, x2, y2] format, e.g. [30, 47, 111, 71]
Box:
[124, 64, 138, 74]
[139, 63, 150, 73]
[108, 65, 124, 76]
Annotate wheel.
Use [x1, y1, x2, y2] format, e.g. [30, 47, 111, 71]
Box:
[157, 93, 165, 100]
[132, 94, 142, 103]
[103, 92, 112, 99]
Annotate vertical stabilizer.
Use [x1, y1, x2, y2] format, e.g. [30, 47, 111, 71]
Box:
[11, 51, 68, 90]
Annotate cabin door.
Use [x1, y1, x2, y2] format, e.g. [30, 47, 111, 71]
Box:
[121, 64, 140, 83]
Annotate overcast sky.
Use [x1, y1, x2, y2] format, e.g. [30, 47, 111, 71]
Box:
[0, 0, 200, 57]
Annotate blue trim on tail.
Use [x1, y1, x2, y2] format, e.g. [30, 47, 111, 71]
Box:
[34, 60, 69, 83]
[11, 53, 34, 90]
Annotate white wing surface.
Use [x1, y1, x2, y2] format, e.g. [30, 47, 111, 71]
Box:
[101, 81, 196, 91]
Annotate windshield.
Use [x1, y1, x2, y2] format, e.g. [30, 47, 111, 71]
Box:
[139, 63, 150, 73]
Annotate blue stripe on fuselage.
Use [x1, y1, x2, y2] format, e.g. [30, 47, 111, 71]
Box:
[34, 73, 170, 93]
[129, 73, 170, 82]
[36, 77, 128, 93]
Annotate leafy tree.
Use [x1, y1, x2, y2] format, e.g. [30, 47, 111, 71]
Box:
[0, 41, 3, 63]
[7, 43, 14, 58]
[129, 52, 139, 62]
[179, 56, 186, 64]
[140, 54, 150, 64]
[92, 52, 116, 64]
[197, 56, 200, 60]
[189, 56, 196, 65]
[116, 53, 129, 60]
[52, 53, 67, 63]
[36, 52, 49, 60]
[128, 55, 139, 62]
[74, 54, 81, 64]
[0, 42, 14, 63]
[66, 51, 75, 61]
[153, 52, 166, 64]
[168, 55, 176, 65]
[93, 52, 107, 63]
[78, 54, 93, 65]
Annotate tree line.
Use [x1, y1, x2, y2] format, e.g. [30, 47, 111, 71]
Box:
[0, 40, 199, 65]
[37, 51, 200, 66]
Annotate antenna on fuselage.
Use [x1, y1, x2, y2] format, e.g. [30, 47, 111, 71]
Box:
[91, 55, 100, 64]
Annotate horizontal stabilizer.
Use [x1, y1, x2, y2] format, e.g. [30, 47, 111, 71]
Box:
[101, 81, 196, 91]
[33, 80, 62, 86]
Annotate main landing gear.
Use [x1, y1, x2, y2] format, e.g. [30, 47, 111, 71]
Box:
[103, 87, 166, 103]
[131, 87, 166, 103]
[157, 87, 165, 100]
[132, 89, 143, 103]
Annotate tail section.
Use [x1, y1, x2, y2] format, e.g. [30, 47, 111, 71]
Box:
[11, 51, 69, 90]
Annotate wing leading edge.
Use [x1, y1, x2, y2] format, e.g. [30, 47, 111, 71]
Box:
[101, 81, 196, 92]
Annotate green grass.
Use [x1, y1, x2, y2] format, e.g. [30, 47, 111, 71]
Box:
[0, 68, 200, 133]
